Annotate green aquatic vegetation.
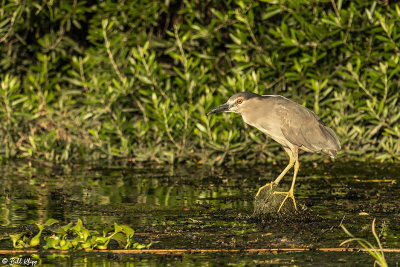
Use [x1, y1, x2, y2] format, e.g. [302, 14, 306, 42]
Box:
[340, 219, 388, 267]
[9, 219, 151, 251]
[9, 232, 27, 249]
[29, 224, 44, 247]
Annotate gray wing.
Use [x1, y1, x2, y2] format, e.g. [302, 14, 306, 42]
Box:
[277, 100, 341, 157]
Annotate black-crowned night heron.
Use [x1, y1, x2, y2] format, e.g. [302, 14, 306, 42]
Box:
[207, 92, 341, 212]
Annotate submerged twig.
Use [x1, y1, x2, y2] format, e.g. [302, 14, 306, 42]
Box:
[1, 247, 399, 254]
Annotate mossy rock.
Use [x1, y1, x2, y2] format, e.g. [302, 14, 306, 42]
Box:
[253, 185, 305, 219]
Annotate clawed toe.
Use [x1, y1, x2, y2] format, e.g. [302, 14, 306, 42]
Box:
[255, 182, 276, 197]
[273, 190, 297, 212]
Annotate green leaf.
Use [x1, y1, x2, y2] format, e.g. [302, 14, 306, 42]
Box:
[229, 33, 242, 45]
[30, 233, 41, 247]
[95, 236, 110, 244]
[111, 232, 126, 247]
[114, 222, 122, 234]
[120, 225, 135, 238]
[10, 233, 25, 248]
[196, 123, 207, 133]
[72, 219, 83, 233]
[261, 7, 282, 20]
[45, 218, 59, 227]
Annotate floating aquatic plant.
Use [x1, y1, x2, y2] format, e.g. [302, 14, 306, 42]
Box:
[9, 219, 151, 251]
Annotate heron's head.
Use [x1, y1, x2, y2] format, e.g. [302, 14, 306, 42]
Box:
[207, 92, 261, 115]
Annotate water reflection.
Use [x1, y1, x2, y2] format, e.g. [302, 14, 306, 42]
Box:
[0, 162, 261, 227]
[0, 161, 399, 265]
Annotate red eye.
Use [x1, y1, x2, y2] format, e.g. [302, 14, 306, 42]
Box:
[237, 98, 243, 104]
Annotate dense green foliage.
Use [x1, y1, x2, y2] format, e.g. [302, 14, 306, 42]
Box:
[0, 0, 399, 163]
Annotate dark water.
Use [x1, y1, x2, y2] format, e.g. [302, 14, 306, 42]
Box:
[0, 160, 399, 266]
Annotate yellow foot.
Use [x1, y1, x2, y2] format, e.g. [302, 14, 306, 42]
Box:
[255, 182, 277, 197]
[272, 190, 297, 212]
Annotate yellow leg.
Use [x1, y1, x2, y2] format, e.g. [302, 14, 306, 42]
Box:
[273, 158, 299, 212]
[255, 147, 295, 197]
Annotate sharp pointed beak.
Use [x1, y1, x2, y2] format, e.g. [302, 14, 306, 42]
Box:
[207, 103, 230, 115]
